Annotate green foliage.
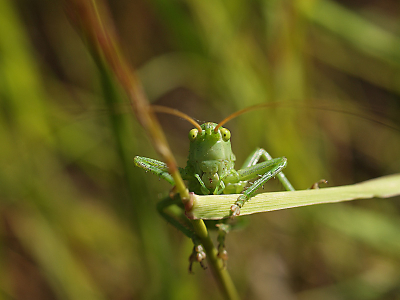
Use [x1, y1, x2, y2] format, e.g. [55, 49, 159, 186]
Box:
[0, 0, 399, 299]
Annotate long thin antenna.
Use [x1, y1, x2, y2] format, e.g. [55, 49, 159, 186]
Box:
[151, 105, 203, 133]
[214, 101, 400, 133]
[214, 102, 284, 133]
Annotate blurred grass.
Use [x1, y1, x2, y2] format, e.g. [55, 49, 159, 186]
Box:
[1, 0, 400, 299]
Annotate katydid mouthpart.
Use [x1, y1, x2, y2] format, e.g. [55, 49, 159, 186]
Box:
[134, 104, 308, 271]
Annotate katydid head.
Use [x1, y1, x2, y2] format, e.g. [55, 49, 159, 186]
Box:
[150, 105, 235, 161]
[188, 122, 235, 161]
[189, 123, 231, 142]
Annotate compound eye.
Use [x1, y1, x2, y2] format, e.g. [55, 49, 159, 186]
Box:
[220, 128, 231, 141]
[189, 128, 198, 141]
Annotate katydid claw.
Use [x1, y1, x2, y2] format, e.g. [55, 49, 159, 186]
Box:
[310, 179, 328, 189]
[230, 204, 241, 217]
[217, 249, 228, 261]
[216, 223, 229, 267]
[189, 244, 207, 273]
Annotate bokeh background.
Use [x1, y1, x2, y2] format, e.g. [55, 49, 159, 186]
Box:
[1, 0, 400, 299]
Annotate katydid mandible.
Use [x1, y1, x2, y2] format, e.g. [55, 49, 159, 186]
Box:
[134, 105, 296, 270]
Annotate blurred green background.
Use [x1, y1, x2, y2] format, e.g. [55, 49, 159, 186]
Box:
[1, 0, 400, 299]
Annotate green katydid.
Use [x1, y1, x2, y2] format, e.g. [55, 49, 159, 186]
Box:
[134, 104, 303, 271]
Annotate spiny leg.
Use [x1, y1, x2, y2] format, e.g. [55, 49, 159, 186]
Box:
[216, 223, 230, 267]
[134, 156, 193, 185]
[134, 156, 175, 185]
[189, 244, 207, 273]
[156, 195, 193, 236]
[136, 157, 211, 271]
[241, 148, 295, 191]
[156, 195, 207, 272]
[230, 157, 289, 216]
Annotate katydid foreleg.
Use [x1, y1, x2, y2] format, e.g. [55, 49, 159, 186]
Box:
[217, 148, 295, 254]
[242, 148, 295, 191]
[134, 156, 176, 185]
[228, 156, 292, 216]
[244, 148, 324, 191]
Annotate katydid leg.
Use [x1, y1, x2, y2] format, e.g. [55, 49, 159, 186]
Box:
[134, 156, 175, 185]
[241, 148, 295, 191]
[231, 157, 289, 216]
[310, 179, 328, 189]
[216, 223, 230, 267]
[156, 195, 207, 271]
[134, 156, 191, 185]
[156, 195, 195, 239]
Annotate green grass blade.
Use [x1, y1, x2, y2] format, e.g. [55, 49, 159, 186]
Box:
[189, 174, 400, 220]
